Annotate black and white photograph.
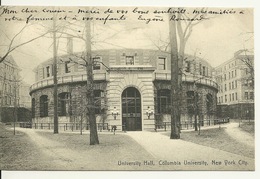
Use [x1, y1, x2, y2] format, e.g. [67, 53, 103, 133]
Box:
[0, 2, 255, 173]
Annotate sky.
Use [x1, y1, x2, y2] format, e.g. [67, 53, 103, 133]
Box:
[0, 6, 254, 85]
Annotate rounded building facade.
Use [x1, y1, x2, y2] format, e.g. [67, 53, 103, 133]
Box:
[30, 49, 218, 131]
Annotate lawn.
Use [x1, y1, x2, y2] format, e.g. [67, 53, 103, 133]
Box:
[239, 122, 254, 136]
[0, 124, 156, 170]
[162, 127, 254, 158]
[0, 123, 58, 170]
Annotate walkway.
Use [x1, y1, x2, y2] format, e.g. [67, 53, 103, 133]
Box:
[126, 130, 254, 170]
[224, 122, 254, 148]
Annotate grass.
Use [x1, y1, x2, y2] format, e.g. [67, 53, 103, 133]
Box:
[0, 124, 155, 170]
[163, 127, 254, 158]
[239, 122, 254, 136]
[0, 123, 58, 170]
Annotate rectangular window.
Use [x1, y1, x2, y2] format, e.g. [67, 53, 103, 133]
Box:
[77, 59, 85, 71]
[93, 57, 102, 70]
[235, 80, 237, 88]
[46, 66, 50, 77]
[250, 92, 254, 100]
[224, 74, 226, 80]
[224, 84, 227, 91]
[199, 64, 202, 75]
[232, 82, 234, 89]
[158, 57, 166, 70]
[221, 96, 223, 103]
[65, 61, 71, 73]
[232, 93, 234, 101]
[229, 94, 231, 101]
[202, 66, 206, 76]
[126, 56, 134, 65]
[225, 95, 227, 102]
[232, 71, 234, 78]
[235, 92, 238, 100]
[229, 72, 231, 79]
[245, 92, 248, 100]
[229, 83, 231, 90]
[235, 69, 237, 77]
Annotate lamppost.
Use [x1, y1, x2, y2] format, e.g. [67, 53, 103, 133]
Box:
[146, 106, 154, 119]
[111, 107, 119, 134]
[111, 107, 118, 120]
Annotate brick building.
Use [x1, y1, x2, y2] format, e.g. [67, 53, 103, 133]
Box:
[30, 49, 218, 131]
[214, 50, 254, 119]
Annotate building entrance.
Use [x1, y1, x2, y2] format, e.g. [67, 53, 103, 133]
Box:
[122, 87, 142, 131]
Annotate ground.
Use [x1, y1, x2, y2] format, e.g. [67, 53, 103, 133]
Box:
[0, 121, 255, 171]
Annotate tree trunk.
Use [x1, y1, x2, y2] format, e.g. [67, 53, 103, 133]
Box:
[85, 12, 99, 145]
[169, 18, 181, 139]
[53, 14, 59, 134]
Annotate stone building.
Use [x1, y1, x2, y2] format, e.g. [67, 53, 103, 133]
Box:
[30, 49, 218, 131]
[214, 50, 254, 119]
[0, 56, 21, 122]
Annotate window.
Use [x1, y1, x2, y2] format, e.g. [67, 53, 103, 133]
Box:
[65, 61, 71, 73]
[229, 83, 231, 90]
[199, 64, 202, 75]
[235, 80, 237, 88]
[206, 93, 213, 114]
[187, 91, 196, 114]
[46, 66, 50, 77]
[94, 90, 104, 114]
[58, 92, 71, 116]
[232, 93, 234, 101]
[202, 66, 206, 76]
[126, 56, 134, 65]
[235, 70, 237, 77]
[249, 92, 254, 100]
[185, 61, 191, 72]
[224, 84, 227, 91]
[157, 89, 171, 114]
[235, 92, 238, 100]
[224, 74, 226, 80]
[40, 95, 48, 117]
[93, 57, 102, 70]
[32, 98, 35, 118]
[244, 92, 248, 100]
[77, 59, 85, 72]
[232, 82, 234, 89]
[229, 72, 231, 79]
[229, 94, 231, 101]
[232, 71, 234, 78]
[158, 57, 166, 70]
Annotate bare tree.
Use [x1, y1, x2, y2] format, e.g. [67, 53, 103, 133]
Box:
[169, 17, 181, 139]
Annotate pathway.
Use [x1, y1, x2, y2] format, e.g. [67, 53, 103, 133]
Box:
[126, 130, 254, 170]
[224, 122, 254, 148]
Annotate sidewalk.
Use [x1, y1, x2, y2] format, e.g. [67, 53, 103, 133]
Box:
[225, 122, 254, 148]
[126, 130, 254, 170]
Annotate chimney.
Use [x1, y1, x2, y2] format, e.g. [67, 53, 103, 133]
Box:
[67, 36, 73, 54]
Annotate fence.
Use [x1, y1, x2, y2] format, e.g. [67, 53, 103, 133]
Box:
[153, 118, 230, 132]
[16, 118, 230, 132]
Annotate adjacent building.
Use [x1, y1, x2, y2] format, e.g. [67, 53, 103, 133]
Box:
[0, 56, 20, 122]
[30, 49, 218, 131]
[214, 50, 254, 119]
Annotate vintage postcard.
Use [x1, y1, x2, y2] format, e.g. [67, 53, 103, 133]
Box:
[0, 5, 255, 172]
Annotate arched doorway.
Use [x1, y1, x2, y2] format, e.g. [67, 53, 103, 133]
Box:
[122, 87, 142, 131]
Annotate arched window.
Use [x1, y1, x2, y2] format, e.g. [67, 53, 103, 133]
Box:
[187, 91, 195, 114]
[58, 92, 71, 116]
[157, 89, 171, 114]
[206, 93, 213, 114]
[94, 90, 104, 114]
[32, 98, 35, 118]
[40, 95, 48, 117]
